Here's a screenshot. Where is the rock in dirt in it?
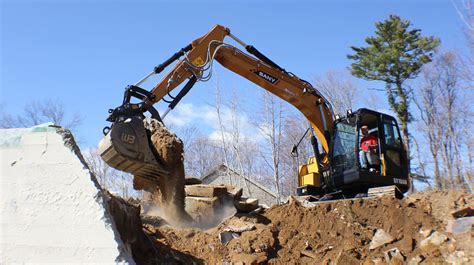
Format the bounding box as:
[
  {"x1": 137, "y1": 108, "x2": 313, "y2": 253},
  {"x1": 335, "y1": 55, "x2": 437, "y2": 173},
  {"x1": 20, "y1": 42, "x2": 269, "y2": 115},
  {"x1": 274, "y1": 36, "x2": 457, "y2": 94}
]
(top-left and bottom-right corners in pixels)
[
  {"x1": 419, "y1": 231, "x2": 447, "y2": 248},
  {"x1": 383, "y1": 248, "x2": 405, "y2": 264},
  {"x1": 407, "y1": 255, "x2": 424, "y2": 265},
  {"x1": 230, "y1": 253, "x2": 268, "y2": 264},
  {"x1": 446, "y1": 251, "x2": 469, "y2": 264},
  {"x1": 224, "y1": 221, "x2": 256, "y2": 233},
  {"x1": 371, "y1": 257, "x2": 384, "y2": 265},
  {"x1": 419, "y1": 227, "x2": 433, "y2": 237},
  {"x1": 219, "y1": 231, "x2": 239, "y2": 245},
  {"x1": 406, "y1": 190, "x2": 474, "y2": 224},
  {"x1": 334, "y1": 250, "x2": 359, "y2": 265},
  {"x1": 219, "y1": 220, "x2": 256, "y2": 245},
  {"x1": 369, "y1": 229, "x2": 395, "y2": 250},
  {"x1": 300, "y1": 250, "x2": 318, "y2": 259},
  {"x1": 141, "y1": 214, "x2": 168, "y2": 227},
  {"x1": 143, "y1": 190, "x2": 473, "y2": 264}
]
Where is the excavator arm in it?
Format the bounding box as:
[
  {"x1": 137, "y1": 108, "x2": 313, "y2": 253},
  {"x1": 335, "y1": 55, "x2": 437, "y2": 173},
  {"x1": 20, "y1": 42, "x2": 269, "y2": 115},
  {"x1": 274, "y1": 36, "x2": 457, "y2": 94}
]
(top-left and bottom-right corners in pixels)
[
  {"x1": 149, "y1": 25, "x2": 333, "y2": 155},
  {"x1": 99, "y1": 24, "x2": 334, "y2": 192},
  {"x1": 99, "y1": 25, "x2": 413, "y2": 205}
]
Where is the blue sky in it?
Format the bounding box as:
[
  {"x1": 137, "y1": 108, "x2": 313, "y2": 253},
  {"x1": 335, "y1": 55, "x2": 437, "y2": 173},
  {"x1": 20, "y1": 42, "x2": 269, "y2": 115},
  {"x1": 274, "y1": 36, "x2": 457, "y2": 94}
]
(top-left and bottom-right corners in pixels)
[{"x1": 1, "y1": 0, "x2": 469, "y2": 148}]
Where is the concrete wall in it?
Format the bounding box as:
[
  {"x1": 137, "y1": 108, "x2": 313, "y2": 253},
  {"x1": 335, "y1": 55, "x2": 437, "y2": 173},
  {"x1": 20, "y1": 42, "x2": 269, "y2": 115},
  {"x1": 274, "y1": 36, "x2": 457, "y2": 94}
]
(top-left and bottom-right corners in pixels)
[{"x1": 0, "y1": 125, "x2": 132, "y2": 263}]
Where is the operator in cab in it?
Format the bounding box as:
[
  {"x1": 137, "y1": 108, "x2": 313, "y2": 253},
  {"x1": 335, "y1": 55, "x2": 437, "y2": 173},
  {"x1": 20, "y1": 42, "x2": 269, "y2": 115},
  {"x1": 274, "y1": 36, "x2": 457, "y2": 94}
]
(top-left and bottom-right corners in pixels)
[{"x1": 359, "y1": 125, "x2": 378, "y2": 172}]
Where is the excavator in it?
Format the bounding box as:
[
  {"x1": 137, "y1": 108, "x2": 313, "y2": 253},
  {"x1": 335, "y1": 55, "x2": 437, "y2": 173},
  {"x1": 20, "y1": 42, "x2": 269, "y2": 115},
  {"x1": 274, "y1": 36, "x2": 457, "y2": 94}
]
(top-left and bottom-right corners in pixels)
[{"x1": 98, "y1": 25, "x2": 409, "y2": 205}]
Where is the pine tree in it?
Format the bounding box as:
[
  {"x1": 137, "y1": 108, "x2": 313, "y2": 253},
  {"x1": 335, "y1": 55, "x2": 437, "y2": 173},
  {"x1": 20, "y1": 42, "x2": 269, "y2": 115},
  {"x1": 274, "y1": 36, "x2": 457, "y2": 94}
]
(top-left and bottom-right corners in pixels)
[{"x1": 348, "y1": 15, "x2": 440, "y2": 177}]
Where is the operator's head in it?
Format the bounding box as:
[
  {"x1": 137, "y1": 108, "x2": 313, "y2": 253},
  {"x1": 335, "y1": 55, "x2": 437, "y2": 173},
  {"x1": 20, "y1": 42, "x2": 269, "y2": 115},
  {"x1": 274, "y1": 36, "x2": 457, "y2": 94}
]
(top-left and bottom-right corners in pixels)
[{"x1": 361, "y1": 125, "x2": 369, "y2": 135}]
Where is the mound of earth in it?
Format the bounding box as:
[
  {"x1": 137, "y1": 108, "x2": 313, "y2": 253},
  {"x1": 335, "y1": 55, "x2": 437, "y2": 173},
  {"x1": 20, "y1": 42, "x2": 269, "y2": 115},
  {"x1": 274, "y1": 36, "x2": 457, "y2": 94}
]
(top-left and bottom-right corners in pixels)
[{"x1": 142, "y1": 190, "x2": 473, "y2": 264}]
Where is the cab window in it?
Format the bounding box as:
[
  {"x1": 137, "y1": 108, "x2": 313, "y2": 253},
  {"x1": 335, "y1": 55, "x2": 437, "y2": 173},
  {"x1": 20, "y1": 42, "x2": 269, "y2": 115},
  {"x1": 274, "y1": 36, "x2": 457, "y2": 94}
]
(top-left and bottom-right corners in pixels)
[
  {"x1": 383, "y1": 119, "x2": 401, "y2": 148},
  {"x1": 331, "y1": 118, "x2": 357, "y2": 175}
]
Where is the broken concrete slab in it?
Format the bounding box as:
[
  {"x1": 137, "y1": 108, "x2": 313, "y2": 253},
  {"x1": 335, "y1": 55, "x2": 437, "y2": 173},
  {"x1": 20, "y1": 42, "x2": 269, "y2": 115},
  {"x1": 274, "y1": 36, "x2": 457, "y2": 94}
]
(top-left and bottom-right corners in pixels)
[
  {"x1": 369, "y1": 231, "x2": 393, "y2": 251},
  {"x1": 234, "y1": 197, "x2": 259, "y2": 213},
  {"x1": 223, "y1": 218, "x2": 256, "y2": 233},
  {"x1": 0, "y1": 125, "x2": 133, "y2": 263},
  {"x1": 185, "y1": 184, "x2": 227, "y2": 198},
  {"x1": 185, "y1": 196, "x2": 220, "y2": 220},
  {"x1": 224, "y1": 222, "x2": 256, "y2": 233},
  {"x1": 225, "y1": 185, "x2": 243, "y2": 200},
  {"x1": 369, "y1": 229, "x2": 395, "y2": 250},
  {"x1": 446, "y1": 217, "x2": 474, "y2": 235}
]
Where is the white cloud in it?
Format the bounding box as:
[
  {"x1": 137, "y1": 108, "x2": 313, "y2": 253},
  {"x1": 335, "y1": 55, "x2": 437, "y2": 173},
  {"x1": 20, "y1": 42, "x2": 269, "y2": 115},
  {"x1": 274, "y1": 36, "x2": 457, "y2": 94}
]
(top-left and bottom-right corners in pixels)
[
  {"x1": 161, "y1": 103, "x2": 214, "y2": 127},
  {"x1": 161, "y1": 102, "x2": 265, "y2": 144}
]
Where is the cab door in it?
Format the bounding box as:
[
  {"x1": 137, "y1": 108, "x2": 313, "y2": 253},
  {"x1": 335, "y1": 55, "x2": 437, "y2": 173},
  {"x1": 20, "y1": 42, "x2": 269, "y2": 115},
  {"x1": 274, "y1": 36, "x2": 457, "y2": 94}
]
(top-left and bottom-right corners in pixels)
[{"x1": 380, "y1": 116, "x2": 408, "y2": 182}]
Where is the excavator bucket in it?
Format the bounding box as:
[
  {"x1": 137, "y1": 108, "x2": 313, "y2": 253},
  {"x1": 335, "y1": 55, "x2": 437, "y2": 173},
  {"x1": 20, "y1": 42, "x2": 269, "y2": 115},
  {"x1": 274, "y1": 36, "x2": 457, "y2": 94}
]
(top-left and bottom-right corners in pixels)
[
  {"x1": 99, "y1": 116, "x2": 191, "y2": 225},
  {"x1": 98, "y1": 116, "x2": 169, "y2": 183}
]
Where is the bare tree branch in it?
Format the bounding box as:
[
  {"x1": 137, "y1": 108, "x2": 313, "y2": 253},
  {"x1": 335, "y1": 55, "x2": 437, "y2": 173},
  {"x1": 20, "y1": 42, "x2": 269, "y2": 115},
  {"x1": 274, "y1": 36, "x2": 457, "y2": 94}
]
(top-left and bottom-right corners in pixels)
[
  {"x1": 312, "y1": 70, "x2": 359, "y2": 115},
  {"x1": 1, "y1": 99, "x2": 83, "y2": 130}
]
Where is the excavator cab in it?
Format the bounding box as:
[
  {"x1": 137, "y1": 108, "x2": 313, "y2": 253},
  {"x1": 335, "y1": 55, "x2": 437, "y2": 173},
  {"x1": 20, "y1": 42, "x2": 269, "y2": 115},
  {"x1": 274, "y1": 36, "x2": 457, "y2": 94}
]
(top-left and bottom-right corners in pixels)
[{"x1": 298, "y1": 108, "x2": 409, "y2": 197}]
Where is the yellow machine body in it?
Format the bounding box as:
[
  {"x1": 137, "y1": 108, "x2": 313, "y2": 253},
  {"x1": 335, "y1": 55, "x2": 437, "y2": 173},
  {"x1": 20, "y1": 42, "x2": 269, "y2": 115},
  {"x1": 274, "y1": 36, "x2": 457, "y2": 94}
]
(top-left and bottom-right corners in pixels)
[{"x1": 298, "y1": 157, "x2": 322, "y2": 187}]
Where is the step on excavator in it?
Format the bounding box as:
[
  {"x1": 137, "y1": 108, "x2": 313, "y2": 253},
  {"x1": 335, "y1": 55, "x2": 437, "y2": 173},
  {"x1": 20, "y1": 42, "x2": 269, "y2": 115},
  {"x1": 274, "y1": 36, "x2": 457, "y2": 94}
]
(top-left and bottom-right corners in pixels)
[{"x1": 98, "y1": 25, "x2": 410, "y2": 210}]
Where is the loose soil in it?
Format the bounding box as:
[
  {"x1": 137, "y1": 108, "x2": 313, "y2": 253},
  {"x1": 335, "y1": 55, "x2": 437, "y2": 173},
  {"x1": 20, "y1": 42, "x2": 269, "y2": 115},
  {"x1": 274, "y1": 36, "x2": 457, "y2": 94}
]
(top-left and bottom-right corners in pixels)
[
  {"x1": 141, "y1": 190, "x2": 473, "y2": 264},
  {"x1": 120, "y1": 120, "x2": 473, "y2": 264},
  {"x1": 142, "y1": 118, "x2": 192, "y2": 227}
]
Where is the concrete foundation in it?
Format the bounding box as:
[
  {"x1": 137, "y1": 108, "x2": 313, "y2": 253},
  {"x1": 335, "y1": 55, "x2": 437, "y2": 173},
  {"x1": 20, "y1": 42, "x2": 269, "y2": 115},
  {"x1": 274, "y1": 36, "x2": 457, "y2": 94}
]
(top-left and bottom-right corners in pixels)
[{"x1": 0, "y1": 124, "x2": 133, "y2": 264}]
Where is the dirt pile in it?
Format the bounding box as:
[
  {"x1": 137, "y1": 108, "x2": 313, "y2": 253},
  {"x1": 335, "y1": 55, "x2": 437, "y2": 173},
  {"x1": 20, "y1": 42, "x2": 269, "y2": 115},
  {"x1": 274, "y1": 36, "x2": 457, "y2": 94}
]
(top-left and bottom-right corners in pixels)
[
  {"x1": 405, "y1": 190, "x2": 473, "y2": 225},
  {"x1": 144, "y1": 190, "x2": 473, "y2": 264},
  {"x1": 105, "y1": 192, "x2": 202, "y2": 264}
]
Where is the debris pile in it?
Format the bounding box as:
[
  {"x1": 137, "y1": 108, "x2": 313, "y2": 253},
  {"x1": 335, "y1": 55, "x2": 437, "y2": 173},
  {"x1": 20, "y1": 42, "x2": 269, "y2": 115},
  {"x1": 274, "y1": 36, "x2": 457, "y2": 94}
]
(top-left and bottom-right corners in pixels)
[
  {"x1": 142, "y1": 182, "x2": 261, "y2": 230},
  {"x1": 144, "y1": 190, "x2": 473, "y2": 264}
]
